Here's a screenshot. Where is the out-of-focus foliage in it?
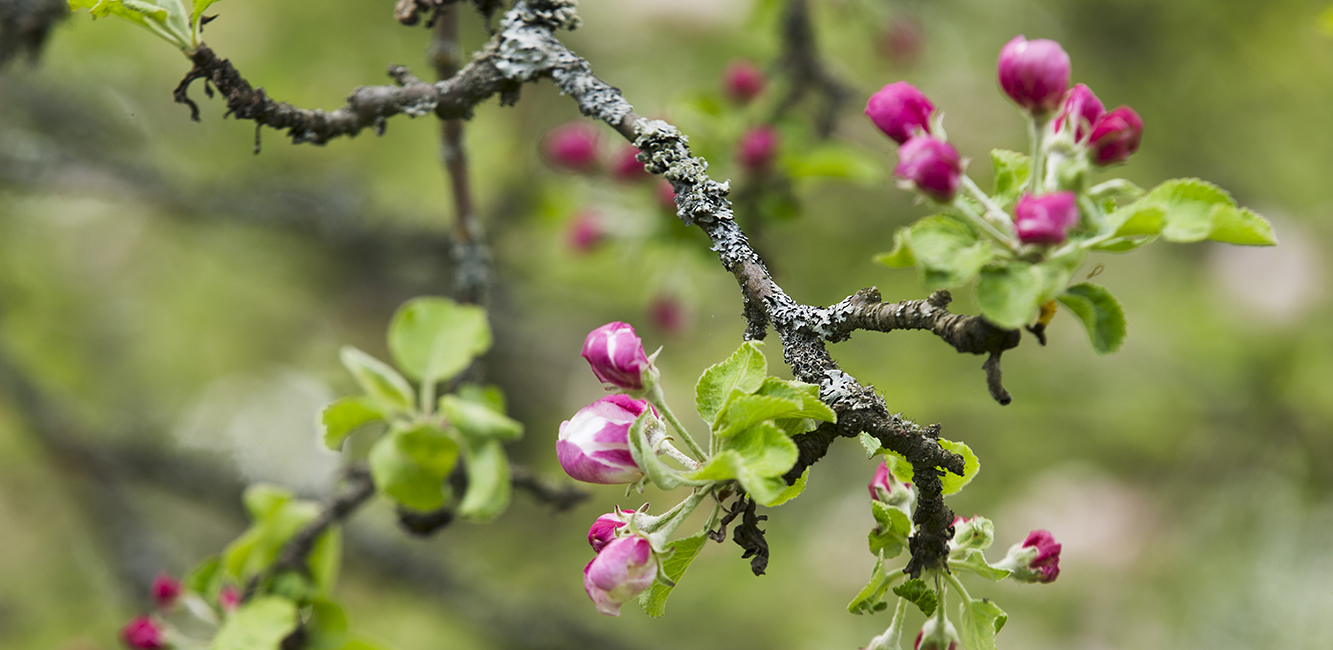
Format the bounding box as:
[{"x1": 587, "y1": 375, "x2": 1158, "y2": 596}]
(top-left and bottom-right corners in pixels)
[{"x1": 0, "y1": 0, "x2": 1331, "y2": 649}]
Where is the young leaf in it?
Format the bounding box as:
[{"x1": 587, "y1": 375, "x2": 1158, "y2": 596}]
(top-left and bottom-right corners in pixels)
[
  {"x1": 456, "y1": 438, "x2": 511, "y2": 522},
  {"x1": 755, "y1": 377, "x2": 836, "y2": 423},
  {"x1": 210, "y1": 596, "x2": 298, "y2": 650},
  {"x1": 627, "y1": 411, "x2": 705, "y2": 491},
  {"x1": 438, "y1": 394, "x2": 523, "y2": 442},
  {"x1": 1106, "y1": 178, "x2": 1275, "y2": 246},
  {"x1": 958, "y1": 598, "x2": 1008, "y2": 650},
  {"x1": 306, "y1": 527, "x2": 342, "y2": 595},
  {"x1": 320, "y1": 396, "x2": 385, "y2": 451},
  {"x1": 712, "y1": 393, "x2": 802, "y2": 438},
  {"x1": 368, "y1": 426, "x2": 457, "y2": 512},
  {"x1": 72, "y1": 0, "x2": 193, "y2": 51},
  {"x1": 848, "y1": 560, "x2": 896, "y2": 615},
  {"x1": 893, "y1": 579, "x2": 939, "y2": 617},
  {"x1": 339, "y1": 346, "x2": 416, "y2": 413},
  {"x1": 388, "y1": 297, "x2": 492, "y2": 387},
  {"x1": 1057, "y1": 282, "x2": 1127, "y2": 355},
  {"x1": 695, "y1": 341, "x2": 768, "y2": 425},
  {"x1": 938, "y1": 439, "x2": 979, "y2": 496},
  {"x1": 222, "y1": 489, "x2": 319, "y2": 585},
  {"x1": 766, "y1": 467, "x2": 810, "y2": 507},
  {"x1": 182, "y1": 555, "x2": 222, "y2": 595},
  {"x1": 305, "y1": 599, "x2": 350, "y2": 650},
  {"x1": 455, "y1": 382, "x2": 507, "y2": 413},
  {"x1": 639, "y1": 530, "x2": 709, "y2": 617},
  {"x1": 977, "y1": 263, "x2": 1044, "y2": 330},
  {"x1": 868, "y1": 501, "x2": 912, "y2": 559},
  {"x1": 874, "y1": 228, "x2": 915, "y2": 269},
  {"x1": 950, "y1": 554, "x2": 1011, "y2": 582},
  {"x1": 990, "y1": 149, "x2": 1032, "y2": 209},
  {"x1": 1208, "y1": 205, "x2": 1277, "y2": 246},
  {"x1": 907, "y1": 216, "x2": 994, "y2": 290}
]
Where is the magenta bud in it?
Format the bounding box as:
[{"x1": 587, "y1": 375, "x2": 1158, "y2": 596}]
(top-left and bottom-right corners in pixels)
[
  {"x1": 723, "y1": 59, "x2": 766, "y2": 104},
  {"x1": 865, "y1": 81, "x2": 935, "y2": 145},
  {"x1": 997, "y1": 529, "x2": 1062, "y2": 583},
  {"x1": 878, "y1": 17, "x2": 925, "y2": 67},
  {"x1": 737, "y1": 125, "x2": 780, "y2": 172},
  {"x1": 1014, "y1": 191, "x2": 1080, "y2": 244},
  {"x1": 1087, "y1": 106, "x2": 1143, "y2": 166},
  {"x1": 542, "y1": 122, "x2": 600, "y2": 173},
  {"x1": 655, "y1": 180, "x2": 677, "y2": 212},
  {"x1": 583, "y1": 535, "x2": 658, "y2": 616},
  {"x1": 218, "y1": 585, "x2": 240, "y2": 612},
  {"x1": 581, "y1": 321, "x2": 651, "y2": 390},
  {"x1": 612, "y1": 146, "x2": 649, "y2": 182},
  {"x1": 868, "y1": 459, "x2": 914, "y2": 512},
  {"x1": 1055, "y1": 84, "x2": 1105, "y2": 142},
  {"x1": 566, "y1": 210, "x2": 606, "y2": 255},
  {"x1": 997, "y1": 35, "x2": 1071, "y2": 114},
  {"x1": 648, "y1": 295, "x2": 688, "y2": 336},
  {"x1": 588, "y1": 509, "x2": 634, "y2": 553},
  {"x1": 894, "y1": 135, "x2": 962, "y2": 203},
  {"x1": 557, "y1": 394, "x2": 650, "y2": 484},
  {"x1": 150, "y1": 573, "x2": 181, "y2": 610},
  {"x1": 121, "y1": 616, "x2": 167, "y2": 650},
  {"x1": 914, "y1": 617, "x2": 960, "y2": 650}
]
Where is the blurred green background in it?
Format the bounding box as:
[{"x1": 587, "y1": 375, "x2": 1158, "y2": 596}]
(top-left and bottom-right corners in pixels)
[{"x1": 1, "y1": 0, "x2": 1331, "y2": 648}]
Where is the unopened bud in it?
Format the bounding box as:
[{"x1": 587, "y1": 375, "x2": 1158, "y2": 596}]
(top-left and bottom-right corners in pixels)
[
  {"x1": 588, "y1": 509, "x2": 635, "y2": 553},
  {"x1": 120, "y1": 616, "x2": 167, "y2": 650},
  {"x1": 723, "y1": 60, "x2": 766, "y2": 104},
  {"x1": 557, "y1": 395, "x2": 651, "y2": 484},
  {"x1": 543, "y1": 122, "x2": 600, "y2": 173},
  {"x1": 1087, "y1": 106, "x2": 1143, "y2": 166},
  {"x1": 584, "y1": 535, "x2": 658, "y2": 616},
  {"x1": 894, "y1": 136, "x2": 962, "y2": 203},
  {"x1": 914, "y1": 617, "x2": 959, "y2": 650},
  {"x1": 1055, "y1": 84, "x2": 1105, "y2": 142},
  {"x1": 150, "y1": 573, "x2": 181, "y2": 610},
  {"x1": 996, "y1": 529, "x2": 1062, "y2": 583},
  {"x1": 998, "y1": 35, "x2": 1071, "y2": 114},
  {"x1": 581, "y1": 322, "x2": 652, "y2": 390},
  {"x1": 865, "y1": 81, "x2": 935, "y2": 145},
  {"x1": 612, "y1": 146, "x2": 649, "y2": 181},
  {"x1": 737, "y1": 125, "x2": 780, "y2": 172},
  {"x1": 566, "y1": 210, "x2": 606, "y2": 255},
  {"x1": 1014, "y1": 191, "x2": 1080, "y2": 244}
]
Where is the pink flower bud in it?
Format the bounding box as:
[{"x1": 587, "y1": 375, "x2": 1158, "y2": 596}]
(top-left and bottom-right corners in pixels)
[
  {"x1": 583, "y1": 535, "x2": 658, "y2": 616},
  {"x1": 655, "y1": 180, "x2": 677, "y2": 212},
  {"x1": 566, "y1": 210, "x2": 606, "y2": 255},
  {"x1": 878, "y1": 17, "x2": 924, "y2": 68},
  {"x1": 612, "y1": 146, "x2": 649, "y2": 182},
  {"x1": 557, "y1": 394, "x2": 650, "y2": 484},
  {"x1": 581, "y1": 321, "x2": 651, "y2": 390},
  {"x1": 1014, "y1": 191, "x2": 1080, "y2": 244},
  {"x1": 997, "y1": 529, "x2": 1062, "y2": 583},
  {"x1": 120, "y1": 616, "x2": 166, "y2": 650},
  {"x1": 542, "y1": 122, "x2": 600, "y2": 173},
  {"x1": 588, "y1": 509, "x2": 634, "y2": 553},
  {"x1": 949, "y1": 515, "x2": 995, "y2": 554},
  {"x1": 150, "y1": 573, "x2": 181, "y2": 610},
  {"x1": 737, "y1": 125, "x2": 780, "y2": 172},
  {"x1": 723, "y1": 59, "x2": 766, "y2": 104},
  {"x1": 1055, "y1": 84, "x2": 1105, "y2": 142},
  {"x1": 894, "y1": 136, "x2": 962, "y2": 203},
  {"x1": 1087, "y1": 106, "x2": 1143, "y2": 166},
  {"x1": 865, "y1": 81, "x2": 935, "y2": 145},
  {"x1": 914, "y1": 617, "x2": 959, "y2": 650},
  {"x1": 648, "y1": 295, "x2": 688, "y2": 335},
  {"x1": 868, "y1": 459, "x2": 914, "y2": 511},
  {"x1": 218, "y1": 585, "x2": 240, "y2": 612},
  {"x1": 997, "y1": 35, "x2": 1071, "y2": 114}
]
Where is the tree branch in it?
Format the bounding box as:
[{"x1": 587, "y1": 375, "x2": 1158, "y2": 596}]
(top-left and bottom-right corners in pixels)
[{"x1": 771, "y1": 0, "x2": 854, "y2": 137}]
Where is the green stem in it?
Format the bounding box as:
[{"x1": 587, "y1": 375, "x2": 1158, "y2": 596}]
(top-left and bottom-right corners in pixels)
[
  {"x1": 420, "y1": 380, "x2": 436, "y2": 415},
  {"x1": 1029, "y1": 115, "x2": 1051, "y2": 194},
  {"x1": 640, "y1": 489, "x2": 708, "y2": 538},
  {"x1": 952, "y1": 198, "x2": 1021, "y2": 254},
  {"x1": 960, "y1": 175, "x2": 1018, "y2": 236},
  {"x1": 943, "y1": 570, "x2": 974, "y2": 605},
  {"x1": 646, "y1": 383, "x2": 707, "y2": 461}
]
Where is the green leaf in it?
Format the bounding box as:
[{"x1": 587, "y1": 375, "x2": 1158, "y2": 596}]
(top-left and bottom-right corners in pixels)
[
  {"x1": 183, "y1": 555, "x2": 222, "y2": 595},
  {"x1": 305, "y1": 599, "x2": 349, "y2": 650},
  {"x1": 1208, "y1": 205, "x2": 1277, "y2": 246},
  {"x1": 223, "y1": 485, "x2": 319, "y2": 583},
  {"x1": 455, "y1": 382, "x2": 506, "y2": 413},
  {"x1": 990, "y1": 149, "x2": 1032, "y2": 209},
  {"x1": 848, "y1": 560, "x2": 896, "y2": 615},
  {"x1": 905, "y1": 216, "x2": 994, "y2": 290},
  {"x1": 874, "y1": 228, "x2": 915, "y2": 268},
  {"x1": 766, "y1": 467, "x2": 810, "y2": 507},
  {"x1": 1106, "y1": 178, "x2": 1275, "y2": 246},
  {"x1": 950, "y1": 554, "x2": 1011, "y2": 582},
  {"x1": 686, "y1": 421, "x2": 799, "y2": 506},
  {"x1": 191, "y1": 0, "x2": 222, "y2": 32},
  {"x1": 339, "y1": 346, "x2": 416, "y2": 414},
  {"x1": 388, "y1": 297, "x2": 492, "y2": 386},
  {"x1": 868, "y1": 501, "x2": 911, "y2": 559},
  {"x1": 958, "y1": 598, "x2": 1008, "y2": 650},
  {"x1": 438, "y1": 394, "x2": 522, "y2": 442},
  {"x1": 938, "y1": 439, "x2": 979, "y2": 496},
  {"x1": 320, "y1": 396, "x2": 385, "y2": 451},
  {"x1": 396, "y1": 423, "x2": 460, "y2": 476},
  {"x1": 368, "y1": 425, "x2": 459, "y2": 512},
  {"x1": 712, "y1": 394, "x2": 802, "y2": 438},
  {"x1": 1089, "y1": 236, "x2": 1156, "y2": 253},
  {"x1": 893, "y1": 579, "x2": 939, "y2": 617},
  {"x1": 786, "y1": 143, "x2": 884, "y2": 183},
  {"x1": 638, "y1": 530, "x2": 709, "y2": 617},
  {"x1": 977, "y1": 263, "x2": 1044, "y2": 330},
  {"x1": 73, "y1": 0, "x2": 193, "y2": 50},
  {"x1": 1057, "y1": 282, "x2": 1127, "y2": 355},
  {"x1": 210, "y1": 596, "x2": 298, "y2": 650},
  {"x1": 754, "y1": 377, "x2": 836, "y2": 423},
  {"x1": 307, "y1": 527, "x2": 342, "y2": 595},
  {"x1": 695, "y1": 341, "x2": 768, "y2": 425},
  {"x1": 456, "y1": 438, "x2": 511, "y2": 521}
]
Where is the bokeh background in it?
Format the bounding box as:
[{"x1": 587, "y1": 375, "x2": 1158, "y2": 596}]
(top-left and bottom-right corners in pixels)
[{"x1": 1, "y1": 0, "x2": 1331, "y2": 648}]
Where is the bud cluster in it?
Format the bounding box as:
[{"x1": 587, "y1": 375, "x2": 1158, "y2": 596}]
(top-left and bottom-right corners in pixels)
[{"x1": 118, "y1": 572, "x2": 247, "y2": 649}]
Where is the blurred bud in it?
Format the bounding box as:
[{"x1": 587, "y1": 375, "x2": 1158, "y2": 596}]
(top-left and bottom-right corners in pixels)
[
  {"x1": 120, "y1": 616, "x2": 167, "y2": 650},
  {"x1": 557, "y1": 394, "x2": 650, "y2": 484},
  {"x1": 648, "y1": 294, "x2": 689, "y2": 336},
  {"x1": 543, "y1": 122, "x2": 600, "y2": 173},
  {"x1": 1055, "y1": 84, "x2": 1105, "y2": 142},
  {"x1": 1087, "y1": 106, "x2": 1143, "y2": 166},
  {"x1": 584, "y1": 535, "x2": 659, "y2": 616},
  {"x1": 218, "y1": 585, "x2": 240, "y2": 612},
  {"x1": 737, "y1": 125, "x2": 780, "y2": 173},
  {"x1": 879, "y1": 17, "x2": 924, "y2": 68},
  {"x1": 150, "y1": 573, "x2": 181, "y2": 610},
  {"x1": 566, "y1": 210, "x2": 606, "y2": 255},
  {"x1": 865, "y1": 81, "x2": 935, "y2": 145},
  {"x1": 997, "y1": 35, "x2": 1071, "y2": 114},
  {"x1": 588, "y1": 509, "x2": 635, "y2": 553},
  {"x1": 612, "y1": 146, "x2": 649, "y2": 182},
  {"x1": 996, "y1": 529, "x2": 1062, "y2": 583},
  {"x1": 894, "y1": 136, "x2": 962, "y2": 203},
  {"x1": 949, "y1": 515, "x2": 995, "y2": 555},
  {"x1": 723, "y1": 59, "x2": 766, "y2": 104},
  {"x1": 581, "y1": 321, "x2": 652, "y2": 390},
  {"x1": 1014, "y1": 191, "x2": 1079, "y2": 244},
  {"x1": 656, "y1": 180, "x2": 678, "y2": 212},
  {"x1": 914, "y1": 617, "x2": 959, "y2": 650},
  {"x1": 868, "y1": 459, "x2": 915, "y2": 513}
]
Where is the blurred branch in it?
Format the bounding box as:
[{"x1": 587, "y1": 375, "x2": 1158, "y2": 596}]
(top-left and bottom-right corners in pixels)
[
  {"x1": 0, "y1": 0, "x2": 67, "y2": 68},
  {"x1": 771, "y1": 0, "x2": 854, "y2": 138}
]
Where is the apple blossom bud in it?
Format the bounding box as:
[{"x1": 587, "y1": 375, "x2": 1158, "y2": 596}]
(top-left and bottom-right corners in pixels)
[
  {"x1": 649, "y1": 294, "x2": 688, "y2": 335},
  {"x1": 1014, "y1": 191, "x2": 1079, "y2": 245},
  {"x1": 218, "y1": 585, "x2": 240, "y2": 612},
  {"x1": 894, "y1": 136, "x2": 962, "y2": 202},
  {"x1": 996, "y1": 529, "x2": 1062, "y2": 583},
  {"x1": 865, "y1": 81, "x2": 935, "y2": 145},
  {"x1": 542, "y1": 122, "x2": 600, "y2": 173},
  {"x1": 150, "y1": 573, "x2": 181, "y2": 610},
  {"x1": 120, "y1": 616, "x2": 167, "y2": 650},
  {"x1": 557, "y1": 394, "x2": 650, "y2": 484},
  {"x1": 584, "y1": 535, "x2": 658, "y2": 616},
  {"x1": 949, "y1": 515, "x2": 995, "y2": 555},
  {"x1": 737, "y1": 125, "x2": 780, "y2": 172},
  {"x1": 566, "y1": 210, "x2": 606, "y2": 255},
  {"x1": 1055, "y1": 84, "x2": 1105, "y2": 142},
  {"x1": 879, "y1": 17, "x2": 924, "y2": 68},
  {"x1": 656, "y1": 180, "x2": 677, "y2": 212},
  {"x1": 997, "y1": 35, "x2": 1071, "y2": 114},
  {"x1": 612, "y1": 146, "x2": 648, "y2": 181},
  {"x1": 581, "y1": 321, "x2": 651, "y2": 390},
  {"x1": 588, "y1": 509, "x2": 634, "y2": 553},
  {"x1": 914, "y1": 617, "x2": 959, "y2": 650},
  {"x1": 723, "y1": 59, "x2": 766, "y2": 104},
  {"x1": 868, "y1": 459, "x2": 914, "y2": 513},
  {"x1": 1087, "y1": 106, "x2": 1143, "y2": 166}
]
